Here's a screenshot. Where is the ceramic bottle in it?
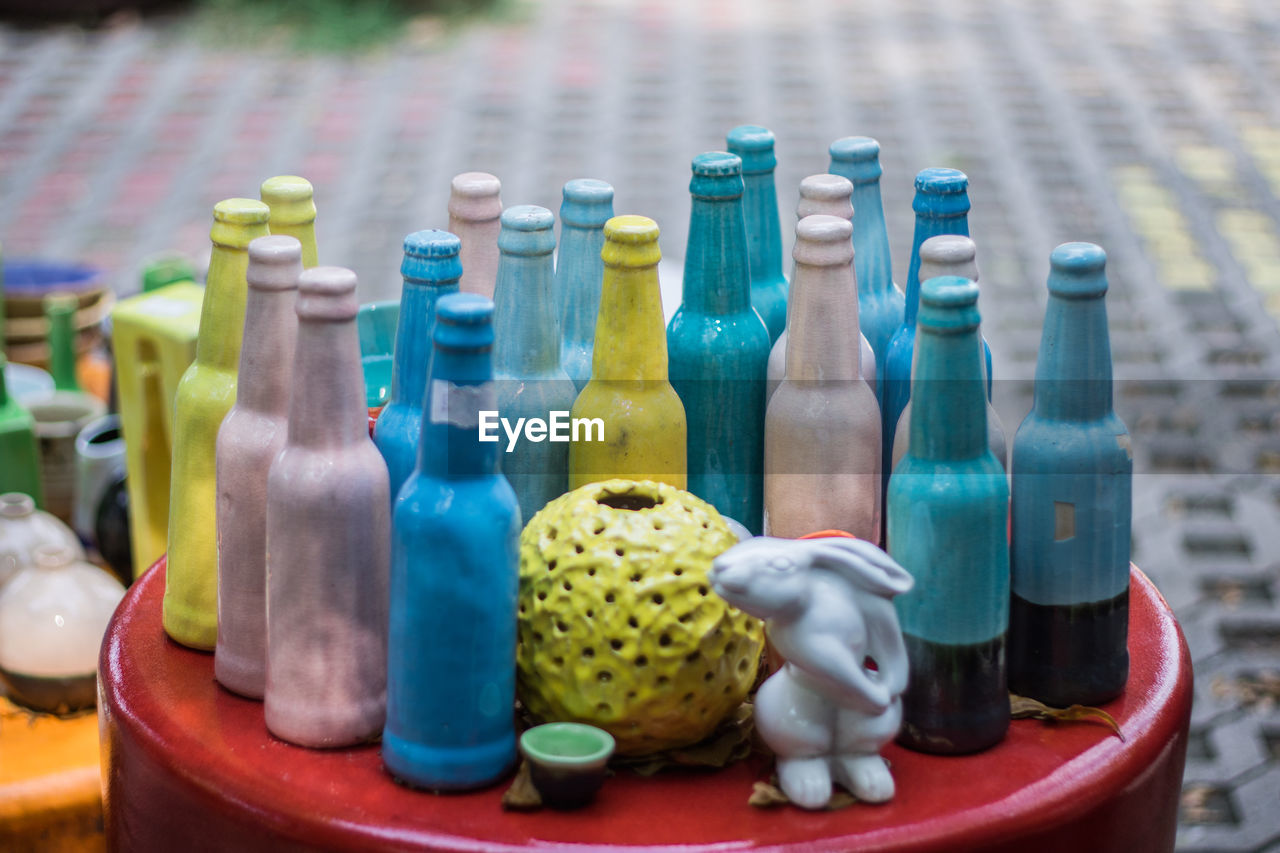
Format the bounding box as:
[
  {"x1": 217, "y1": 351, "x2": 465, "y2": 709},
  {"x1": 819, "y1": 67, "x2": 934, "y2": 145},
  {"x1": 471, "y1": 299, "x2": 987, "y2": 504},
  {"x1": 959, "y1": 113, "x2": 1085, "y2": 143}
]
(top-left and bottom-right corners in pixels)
[
  {"x1": 0, "y1": 491, "x2": 83, "y2": 589},
  {"x1": 373, "y1": 230, "x2": 462, "y2": 504},
  {"x1": 264, "y1": 266, "x2": 389, "y2": 748},
  {"x1": 828, "y1": 136, "x2": 904, "y2": 408},
  {"x1": 767, "y1": 174, "x2": 876, "y2": 402},
  {"x1": 888, "y1": 276, "x2": 1009, "y2": 755},
  {"x1": 1009, "y1": 243, "x2": 1132, "y2": 707},
  {"x1": 45, "y1": 295, "x2": 80, "y2": 391},
  {"x1": 0, "y1": 359, "x2": 42, "y2": 505},
  {"x1": 569, "y1": 216, "x2": 686, "y2": 490},
  {"x1": 667, "y1": 152, "x2": 770, "y2": 533},
  {"x1": 448, "y1": 172, "x2": 502, "y2": 300},
  {"x1": 383, "y1": 292, "x2": 522, "y2": 790},
  {"x1": 765, "y1": 215, "x2": 881, "y2": 540},
  {"x1": 214, "y1": 235, "x2": 302, "y2": 700},
  {"x1": 492, "y1": 206, "x2": 576, "y2": 520},
  {"x1": 164, "y1": 199, "x2": 269, "y2": 650},
  {"x1": 556, "y1": 179, "x2": 615, "y2": 391},
  {"x1": 261, "y1": 175, "x2": 319, "y2": 268},
  {"x1": 891, "y1": 235, "x2": 1007, "y2": 471},
  {"x1": 727, "y1": 125, "x2": 788, "y2": 344}
]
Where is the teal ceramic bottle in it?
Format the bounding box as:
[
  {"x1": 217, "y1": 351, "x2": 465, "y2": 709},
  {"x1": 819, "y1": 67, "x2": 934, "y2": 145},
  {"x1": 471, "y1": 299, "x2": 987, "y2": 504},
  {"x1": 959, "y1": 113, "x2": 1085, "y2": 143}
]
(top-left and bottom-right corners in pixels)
[
  {"x1": 492, "y1": 205, "x2": 576, "y2": 520},
  {"x1": 1009, "y1": 243, "x2": 1132, "y2": 707},
  {"x1": 828, "y1": 136, "x2": 903, "y2": 409},
  {"x1": 0, "y1": 355, "x2": 42, "y2": 505},
  {"x1": 667, "y1": 152, "x2": 770, "y2": 534},
  {"x1": 727, "y1": 126, "x2": 788, "y2": 344},
  {"x1": 374, "y1": 231, "x2": 462, "y2": 504},
  {"x1": 556, "y1": 179, "x2": 615, "y2": 391},
  {"x1": 889, "y1": 276, "x2": 1009, "y2": 755},
  {"x1": 383, "y1": 292, "x2": 521, "y2": 791}
]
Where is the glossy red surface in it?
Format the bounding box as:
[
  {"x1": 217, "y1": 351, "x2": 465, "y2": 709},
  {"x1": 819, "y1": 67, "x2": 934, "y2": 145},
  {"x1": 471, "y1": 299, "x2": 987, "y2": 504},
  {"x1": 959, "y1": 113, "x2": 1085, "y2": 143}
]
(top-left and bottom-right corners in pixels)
[{"x1": 100, "y1": 559, "x2": 1191, "y2": 853}]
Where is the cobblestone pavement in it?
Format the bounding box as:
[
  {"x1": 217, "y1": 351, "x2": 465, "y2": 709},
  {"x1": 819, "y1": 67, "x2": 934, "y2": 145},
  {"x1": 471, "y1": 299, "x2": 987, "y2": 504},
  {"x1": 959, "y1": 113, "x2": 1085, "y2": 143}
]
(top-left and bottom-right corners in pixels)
[{"x1": 2, "y1": 0, "x2": 1279, "y2": 848}]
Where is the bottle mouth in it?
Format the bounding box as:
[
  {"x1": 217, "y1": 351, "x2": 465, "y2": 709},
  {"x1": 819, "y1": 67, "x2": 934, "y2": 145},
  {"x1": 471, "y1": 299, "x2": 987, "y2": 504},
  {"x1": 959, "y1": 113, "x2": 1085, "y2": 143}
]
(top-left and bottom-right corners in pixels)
[
  {"x1": 0, "y1": 493, "x2": 35, "y2": 519},
  {"x1": 32, "y1": 543, "x2": 75, "y2": 569}
]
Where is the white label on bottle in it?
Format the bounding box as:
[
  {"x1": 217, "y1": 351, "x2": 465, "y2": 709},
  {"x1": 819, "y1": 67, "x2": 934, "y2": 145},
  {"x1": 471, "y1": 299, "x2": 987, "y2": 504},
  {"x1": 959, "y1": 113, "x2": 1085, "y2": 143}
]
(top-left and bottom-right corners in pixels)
[{"x1": 430, "y1": 379, "x2": 494, "y2": 429}]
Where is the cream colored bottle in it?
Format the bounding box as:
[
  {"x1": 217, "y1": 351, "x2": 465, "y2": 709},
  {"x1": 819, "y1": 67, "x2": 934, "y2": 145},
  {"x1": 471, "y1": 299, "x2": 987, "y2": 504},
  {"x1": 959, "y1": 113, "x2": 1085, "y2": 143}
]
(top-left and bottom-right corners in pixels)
[{"x1": 448, "y1": 172, "x2": 502, "y2": 299}]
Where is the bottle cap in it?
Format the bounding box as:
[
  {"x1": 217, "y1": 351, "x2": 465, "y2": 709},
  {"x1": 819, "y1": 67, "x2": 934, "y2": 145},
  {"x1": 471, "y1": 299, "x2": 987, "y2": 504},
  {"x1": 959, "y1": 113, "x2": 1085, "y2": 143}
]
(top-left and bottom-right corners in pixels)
[
  {"x1": 296, "y1": 266, "x2": 359, "y2": 321},
  {"x1": 1047, "y1": 242, "x2": 1108, "y2": 299},
  {"x1": 601, "y1": 215, "x2": 661, "y2": 269},
  {"x1": 210, "y1": 199, "x2": 271, "y2": 249},
  {"x1": 497, "y1": 205, "x2": 556, "y2": 256},
  {"x1": 246, "y1": 236, "x2": 303, "y2": 292},
  {"x1": 920, "y1": 234, "x2": 978, "y2": 285},
  {"x1": 0, "y1": 493, "x2": 34, "y2": 519},
  {"x1": 726, "y1": 125, "x2": 777, "y2": 174},
  {"x1": 560, "y1": 179, "x2": 615, "y2": 228},
  {"x1": 402, "y1": 230, "x2": 462, "y2": 286},
  {"x1": 433, "y1": 292, "x2": 495, "y2": 351},
  {"x1": 828, "y1": 137, "x2": 882, "y2": 182},
  {"x1": 448, "y1": 172, "x2": 503, "y2": 222},
  {"x1": 793, "y1": 214, "x2": 854, "y2": 267},
  {"x1": 260, "y1": 176, "x2": 316, "y2": 227},
  {"x1": 797, "y1": 173, "x2": 854, "y2": 221},
  {"x1": 918, "y1": 275, "x2": 981, "y2": 334},
  {"x1": 912, "y1": 168, "x2": 970, "y2": 219},
  {"x1": 689, "y1": 152, "x2": 744, "y2": 200}
]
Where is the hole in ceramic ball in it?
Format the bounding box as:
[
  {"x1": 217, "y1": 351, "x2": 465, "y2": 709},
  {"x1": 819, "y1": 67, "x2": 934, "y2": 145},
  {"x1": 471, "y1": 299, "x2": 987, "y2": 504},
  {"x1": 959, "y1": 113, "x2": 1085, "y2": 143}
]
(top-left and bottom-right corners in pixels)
[
  {"x1": 682, "y1": 692, "x2": 694, "y2": 702},
  {"x1": 537, "y1": 591, "x2": 547, "y2": 601},
  {"x1": 615, "y1": 547, "x2": 625, "y2": 558},
  {"x1": 701, "y1": 522, "x2": 709, "y2": 529},
  {"x1": 673, "y1": 567, "x2": 683, "y2": 575},
  {"x1": 597, "y1": 492, "x2": 661, "y2": 511},
  {"x1": 723, "y1": 684, "x2": 733, "y2": 694},
  {"x1": 698, "y1": 586, "x2": 709, "y2": 597},
  {"x1": 652, "y1": 520, "x2": 664, "y2": 530},
  {"x1": 630, "y1": 572, "x2": 642, "y2": 582},
  {"x1": 556, "y1": 620, "x2": 568, "y2": 633},
  {"x1": 628, "y1": 616, "x2": 638, "y2": 628},
  {"x1": 703, "y1": 671, "x2": 714, "y2": 682},
  {"x1": 678, "y1": 613, "x2": 691, "y2": 623},
  {"x1": 594, "y1": 525, "x2": 605, "y2": 535},
  {"x1": 562, "y1": 580, "x2": 572, "y2": 591},
  {"x1": 610, "y1": 639, "x2": 623, "y2": 651},
  {"x1": 585, "y1": 609, "x2": 594, "y2": 618},
  {"x1": 685, "y1": 652, "x2": 700, "y2": 663},
  {"x1": 575, "y1": 544, "x2": 585, "y2": 554},
  {"x1": 627, "y1": 690, "x2": 637, "y2": 699},
  {"x1": 553, "y1": 656, "x2": 564, "y2": 666},
  {"x1": 547, "y1": 560, "x2": 557, "y2": 571},
  {"x1": 534, "y1": 632, "x2": 544, "y2": 642},
  {"x1": 548, "y1": 528, "x2": 557, "y2": 540},
  {"x1": 652, "y1": 593, "x2": 664, "y2": 605},
  {"x1": 587, "y1": 567, "x2": 596, "y2": 576},
  {"x1": 657, "y1": 675, "x2": 669, "y2": 686},
  {"x1": 584, "y1": 647, "x2": 595, "y2": 658},
  {"x1": 597, "y1": 702, "x2": 611, "y2": 713},
  {"x1": 605, "y1": 592, "x2": 615, "y2": 603},
  {"x1": 658, "y1": 634, "x2": 671, "y2": 647},
  {"x1": 598, "y1": 671, "x2": 613, "y2": 682},
  {"x1": 738, "y1": 658, "x2": 749, "y2": 672},
  {"x1": 636, "y1": 655, "x2": 648, "y2": 667}
]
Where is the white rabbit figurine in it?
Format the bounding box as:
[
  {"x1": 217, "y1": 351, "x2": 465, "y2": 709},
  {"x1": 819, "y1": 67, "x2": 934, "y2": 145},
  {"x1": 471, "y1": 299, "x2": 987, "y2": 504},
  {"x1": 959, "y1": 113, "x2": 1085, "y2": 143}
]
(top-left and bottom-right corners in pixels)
[{"x1": 710, "y1": 535, "x2": 914, "y2": 809}]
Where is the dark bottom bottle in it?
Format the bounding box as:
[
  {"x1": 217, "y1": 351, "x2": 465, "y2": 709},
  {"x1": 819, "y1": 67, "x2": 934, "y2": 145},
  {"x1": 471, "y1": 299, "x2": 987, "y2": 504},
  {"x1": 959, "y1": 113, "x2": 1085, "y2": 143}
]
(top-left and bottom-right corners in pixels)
[
  {"x1": 1008, "y1": 588, "x2": 1129, "y2": 707},
  {"x1": 898, "y1": 633, "x2": 1008, "y2": 755}
]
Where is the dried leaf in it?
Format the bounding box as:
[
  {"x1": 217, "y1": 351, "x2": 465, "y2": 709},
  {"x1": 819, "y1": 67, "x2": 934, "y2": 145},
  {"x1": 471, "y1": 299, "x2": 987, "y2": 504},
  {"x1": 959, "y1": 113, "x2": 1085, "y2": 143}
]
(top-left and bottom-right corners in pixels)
[
  {"x1": 501, "y1": 760, "x2": 543, "y2": 811},
  {"x1": 1010, "y1": 694, "x2": 1125, "y2": 741},
  {"x1": 747, "y1": 775, "x2": 859, "y2": 810},
  {"x1": 614, "y1": 701, "x2": 756, "y2": 775}
]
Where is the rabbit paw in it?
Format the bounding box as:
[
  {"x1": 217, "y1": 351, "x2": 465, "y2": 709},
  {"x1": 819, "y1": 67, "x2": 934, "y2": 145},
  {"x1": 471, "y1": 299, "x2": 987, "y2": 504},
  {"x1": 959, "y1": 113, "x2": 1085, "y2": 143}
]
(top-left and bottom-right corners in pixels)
[
  {"x1": 833, "y1": 754, "x2": 894, "y2": 803},
  {"x1": 777, "y1": 756, "x2": 833, "y2": 810}
]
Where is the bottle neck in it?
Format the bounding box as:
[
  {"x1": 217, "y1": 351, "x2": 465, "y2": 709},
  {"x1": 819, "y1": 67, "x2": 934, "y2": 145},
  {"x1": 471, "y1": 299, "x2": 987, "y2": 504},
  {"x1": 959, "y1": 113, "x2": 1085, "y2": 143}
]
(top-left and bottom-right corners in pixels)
[
  {"x1": 558, "y1": 223, "x2": 606, "y2": 351},
  {"x1": 741, "y1": 171, "x2": 784, "y2": 285},
  {"x1": 270, "y1": 221, "x2": 318, "y2": 269},
  {"x1": 236, "y1": 287, "x2": 297, "y2": 415},
  {"x1": 785, "y1": 260, "x2": 861, "y2": 381},
  {"x1": 850, "y1": 177, "x2": 894, "y2": 296},
  {"x1": 910, "y1": 326, "x2": 988, "y2": 460},
  {"x1": 1033, "y1": 293, "x2": 1115, "y2": 421},
  {"x1": 417, "y1": 346, "x2": 500, "y2": 479},
  {"x1": 287, "y1": 317, "x2": 367, "y2": 447},
  {"x1": 197, "y1": 243, "x2": 251, "y2": 372},
  {"x1": 48, "y1": 308, "x2": 78, "y2": 391},
  {"x1": 682, "y1": 195, "x2": 752, "y2": 316},
  {"x1": 493, "y1": 251, "x2": 560, "y2": 375},
  {"x1": 390, "y1": 279, "x2": 456, "y2": 409},
  {"x1": 592, "y1": 263, "x2": 668, "y2": 381},
  {"x1": 0, "y1": 356, "x2": 10, "y2": 408},
  {"x1": 904, "y1": 212, "x2": 969, "y2": 327}
]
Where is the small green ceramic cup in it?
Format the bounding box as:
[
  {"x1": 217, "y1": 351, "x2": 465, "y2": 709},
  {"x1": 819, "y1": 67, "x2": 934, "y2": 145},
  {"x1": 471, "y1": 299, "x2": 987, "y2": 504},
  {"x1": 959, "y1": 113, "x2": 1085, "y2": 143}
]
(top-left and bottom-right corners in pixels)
[{"x1": 518, "y1": 723, "x2": 615, "y2": 810}]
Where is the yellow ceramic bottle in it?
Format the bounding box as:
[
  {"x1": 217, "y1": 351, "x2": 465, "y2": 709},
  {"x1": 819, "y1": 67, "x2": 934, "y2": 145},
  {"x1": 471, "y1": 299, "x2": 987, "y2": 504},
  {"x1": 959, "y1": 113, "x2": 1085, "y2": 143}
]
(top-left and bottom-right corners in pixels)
[
  {"x1": 569, "y1": 216, "x2": 686, "y2": 490},
  {"x1": 261, "y1": 176, "x2": 318, "y2": 268},
  {"x1": 163, "y1": 199, "x2": 270, "y2": 650}
]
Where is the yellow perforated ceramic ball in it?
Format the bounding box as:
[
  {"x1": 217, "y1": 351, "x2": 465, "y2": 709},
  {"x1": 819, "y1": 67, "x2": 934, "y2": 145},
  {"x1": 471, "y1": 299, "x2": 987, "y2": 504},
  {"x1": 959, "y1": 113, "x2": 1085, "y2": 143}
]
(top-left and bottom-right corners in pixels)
[{"x1": 516, "y1": 479, "x2": 763, "y2": 756}]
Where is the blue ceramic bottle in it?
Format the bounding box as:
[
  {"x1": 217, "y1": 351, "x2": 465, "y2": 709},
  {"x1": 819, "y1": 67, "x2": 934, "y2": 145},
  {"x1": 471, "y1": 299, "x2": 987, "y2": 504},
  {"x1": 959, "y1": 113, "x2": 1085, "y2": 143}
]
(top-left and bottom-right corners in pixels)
[
  {"x1": 1009, "y1": 243, "x2": 1132, "y2": 707},
  {"x1": 374, "y1": 231, "x2": 461, "y2": 504},
  {"x1": 727, "y1": 126, "x2": 788, "y2": 344},
  {"x1": 492, "y1": 205, "x2": 576, "y2": 521},
  {"x1": 888, "y1": 276, "x2": 1009, "y2": 755},
  {"x1": 556, "y1": 179, "x2": 615, "y2": 391},
  {"x1": 881, "y1": 169, "x2": 993, "y2": 492},
  {"x1": 667, "y1": 152, "x2": 771, "y2": 534},
  {"x1": 828, "y1": 136, "x2": 903, "y2": 408},
  {"x1": 383, "y1": 293, "x2": 522, "y2": 791}
]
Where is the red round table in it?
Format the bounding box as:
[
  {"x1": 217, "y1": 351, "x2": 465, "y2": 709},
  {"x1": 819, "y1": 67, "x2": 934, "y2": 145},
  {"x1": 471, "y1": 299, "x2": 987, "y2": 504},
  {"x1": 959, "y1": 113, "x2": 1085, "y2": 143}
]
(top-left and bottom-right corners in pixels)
[{"x1": 99, "y1": 559, "x2": 1191, "y2": 852}]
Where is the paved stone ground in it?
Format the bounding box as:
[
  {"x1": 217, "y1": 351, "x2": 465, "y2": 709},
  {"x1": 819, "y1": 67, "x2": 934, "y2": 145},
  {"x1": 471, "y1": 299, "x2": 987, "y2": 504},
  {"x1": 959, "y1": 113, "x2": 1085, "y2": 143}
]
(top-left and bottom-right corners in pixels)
[{"x1": 2, "y1": 0, "x2": 1279, "y2": 848}]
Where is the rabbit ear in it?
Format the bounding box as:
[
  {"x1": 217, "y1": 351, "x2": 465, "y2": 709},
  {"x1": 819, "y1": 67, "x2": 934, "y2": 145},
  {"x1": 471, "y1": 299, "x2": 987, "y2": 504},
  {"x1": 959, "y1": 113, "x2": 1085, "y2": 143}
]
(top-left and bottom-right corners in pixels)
[{"x1": 806, "y1": 537, "x2": 914, "y2": 597}]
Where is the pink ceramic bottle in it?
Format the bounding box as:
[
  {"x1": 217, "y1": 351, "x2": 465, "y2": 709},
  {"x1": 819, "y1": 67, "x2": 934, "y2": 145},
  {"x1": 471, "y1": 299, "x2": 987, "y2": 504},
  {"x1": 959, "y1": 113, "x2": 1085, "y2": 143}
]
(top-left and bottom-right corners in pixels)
[
  {"x1": 764, "y1": 215, "x2": 881, "y2": 540},
  {"x1": 448, "y1": 172, "x2": 502, "y2": 299},
  {"x1": 214, "y1": 235, "x2": 302, "y2": 700},
  {"x1": 767, "y1": 174, "x2": 876, "y2": 402},
  {"x1": 264, "y1": 266, "x2": 390, "y2": 748}
]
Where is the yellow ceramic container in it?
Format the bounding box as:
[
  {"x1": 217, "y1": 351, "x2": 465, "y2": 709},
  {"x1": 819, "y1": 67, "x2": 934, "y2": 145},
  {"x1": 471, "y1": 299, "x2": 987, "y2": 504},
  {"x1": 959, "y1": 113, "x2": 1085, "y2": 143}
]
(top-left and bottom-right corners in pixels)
[
  {"x1": 568, "y1": 216, "x2": 686, "y2": 490},
  {"x1": 162, "y1": 199, "x2": 269, "y2": 650},
  {"x1": 261, "y1": 176, "x2": 319, "y2": 269}
]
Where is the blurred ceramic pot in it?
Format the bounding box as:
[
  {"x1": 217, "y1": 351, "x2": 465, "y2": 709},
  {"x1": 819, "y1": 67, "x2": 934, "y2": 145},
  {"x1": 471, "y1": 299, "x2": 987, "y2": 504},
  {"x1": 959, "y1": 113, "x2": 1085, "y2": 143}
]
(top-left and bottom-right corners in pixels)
[
  {"x1": 24, "y1": 390, "x2": 106, "y2": 523},
  {"x1": 0, "y1": 543, "x2": 125, "y2": 713},
  {"x1": 0, "y1": 491, "x2": 84, "y2": 589},
  {"x1": 93, "y1": 474, "x2": 132, "y2": 587},
  {"x1": 74, "y1": 414, "x2": 126, "y2": 543}
]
